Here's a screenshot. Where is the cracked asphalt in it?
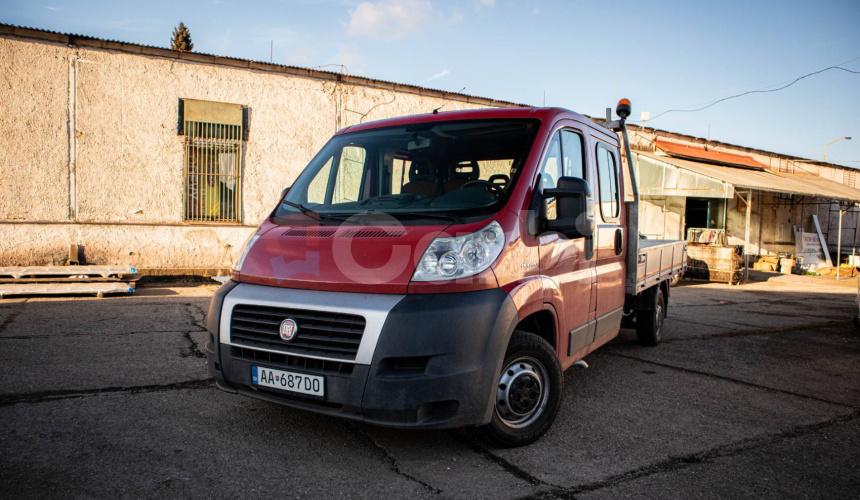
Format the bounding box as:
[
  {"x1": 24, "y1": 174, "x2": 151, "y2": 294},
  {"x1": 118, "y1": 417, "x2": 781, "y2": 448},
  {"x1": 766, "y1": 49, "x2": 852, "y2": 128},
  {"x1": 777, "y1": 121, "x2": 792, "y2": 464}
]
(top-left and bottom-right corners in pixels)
[{"x1": 1, "y1": 273, "x2": 859, "y2": 499}]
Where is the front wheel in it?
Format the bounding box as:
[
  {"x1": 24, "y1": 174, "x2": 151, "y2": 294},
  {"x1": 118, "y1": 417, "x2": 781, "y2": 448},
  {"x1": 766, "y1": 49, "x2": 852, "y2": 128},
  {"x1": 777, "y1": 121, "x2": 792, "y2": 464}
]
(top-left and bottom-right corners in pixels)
[{"x1": 476, "y1": 331, "x2": 563, "y2": 448}]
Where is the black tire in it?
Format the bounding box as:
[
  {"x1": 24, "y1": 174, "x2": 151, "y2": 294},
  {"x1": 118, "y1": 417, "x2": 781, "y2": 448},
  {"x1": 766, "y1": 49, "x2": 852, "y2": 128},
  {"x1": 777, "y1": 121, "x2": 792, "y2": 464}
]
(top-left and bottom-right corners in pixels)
[
  {"x1": 475, "y1": 331, "x2": 563, "y2": 448},
  {"x1": 636, "y1": 288, "x2": 665, "y2": 346}
]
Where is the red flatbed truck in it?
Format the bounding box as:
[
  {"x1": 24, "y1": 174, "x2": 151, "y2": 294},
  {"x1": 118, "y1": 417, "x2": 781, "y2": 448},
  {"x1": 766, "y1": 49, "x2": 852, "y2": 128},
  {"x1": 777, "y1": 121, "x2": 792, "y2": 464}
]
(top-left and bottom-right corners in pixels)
[{"x1": 205, "y1": 101, "x2": 685, "y2": 446}]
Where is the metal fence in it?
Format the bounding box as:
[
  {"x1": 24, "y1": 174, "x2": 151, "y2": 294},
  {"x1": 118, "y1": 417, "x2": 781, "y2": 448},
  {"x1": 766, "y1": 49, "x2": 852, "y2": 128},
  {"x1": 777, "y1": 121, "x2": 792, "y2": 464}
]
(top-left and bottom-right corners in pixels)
[{"x1": 183, "y1": 121, "x2": 243, "y2": 223}]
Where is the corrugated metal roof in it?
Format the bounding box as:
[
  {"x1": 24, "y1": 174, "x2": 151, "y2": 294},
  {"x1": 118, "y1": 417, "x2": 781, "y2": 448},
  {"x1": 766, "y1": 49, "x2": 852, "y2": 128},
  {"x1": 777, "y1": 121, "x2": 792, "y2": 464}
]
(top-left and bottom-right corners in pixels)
[
  {"x1": 654, "y1": 139, "x2": 768, "y2": 169},
  {"x1": 637, "y1": 151, "x2": 860, "y2": 202}
]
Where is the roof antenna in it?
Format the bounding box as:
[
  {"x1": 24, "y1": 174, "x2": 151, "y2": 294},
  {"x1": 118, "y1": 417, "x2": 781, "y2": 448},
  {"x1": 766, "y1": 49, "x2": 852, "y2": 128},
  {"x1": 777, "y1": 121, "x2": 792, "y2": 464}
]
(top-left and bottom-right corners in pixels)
[{"x1": 433, "y1": 87, "x2": 466, "y2": 114}]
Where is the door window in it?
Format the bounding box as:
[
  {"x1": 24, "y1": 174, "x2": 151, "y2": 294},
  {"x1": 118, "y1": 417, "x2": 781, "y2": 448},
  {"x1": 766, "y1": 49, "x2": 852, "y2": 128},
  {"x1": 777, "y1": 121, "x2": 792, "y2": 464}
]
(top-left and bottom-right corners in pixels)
[
  {"x1": 560, "y1": 130, "x2": 584, "y2": 179},
  {"x1": 540, "y1": 130, "x2": 586, "y2": 221},
  {"x1": 596, "y1": 145, "x2": 619, "y2": 219}
]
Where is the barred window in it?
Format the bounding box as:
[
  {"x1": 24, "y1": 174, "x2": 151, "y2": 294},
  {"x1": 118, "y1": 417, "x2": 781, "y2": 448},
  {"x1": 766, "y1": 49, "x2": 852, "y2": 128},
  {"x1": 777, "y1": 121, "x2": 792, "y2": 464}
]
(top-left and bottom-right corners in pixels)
[{"x1": 179, "y1": 99, "x2": 247, "y2": 223}]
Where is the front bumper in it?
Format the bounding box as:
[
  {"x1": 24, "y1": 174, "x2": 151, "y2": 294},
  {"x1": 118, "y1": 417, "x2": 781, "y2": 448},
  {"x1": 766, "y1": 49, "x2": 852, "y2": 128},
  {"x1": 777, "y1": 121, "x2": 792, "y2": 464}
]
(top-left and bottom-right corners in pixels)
[{"x1": 205, "y1": 281, "x2": 518, "y2": 429}]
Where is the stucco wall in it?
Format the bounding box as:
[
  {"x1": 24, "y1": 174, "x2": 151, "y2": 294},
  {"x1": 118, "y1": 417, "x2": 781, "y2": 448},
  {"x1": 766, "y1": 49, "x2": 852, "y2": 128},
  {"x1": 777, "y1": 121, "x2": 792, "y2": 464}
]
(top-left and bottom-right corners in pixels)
[
  {"x1": 0, "y1": 35, "x2": 493, "y2": 269},
  {"x1": 0, "y1": 38, "x2": 69, "y2": 221}
]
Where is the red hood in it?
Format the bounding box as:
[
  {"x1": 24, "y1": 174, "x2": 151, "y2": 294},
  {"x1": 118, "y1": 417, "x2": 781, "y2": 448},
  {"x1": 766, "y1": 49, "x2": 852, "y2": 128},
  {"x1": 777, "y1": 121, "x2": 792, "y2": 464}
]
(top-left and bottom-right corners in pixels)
[{"x1": 235, "y1": 220, "x2": 451, "y2": 294}]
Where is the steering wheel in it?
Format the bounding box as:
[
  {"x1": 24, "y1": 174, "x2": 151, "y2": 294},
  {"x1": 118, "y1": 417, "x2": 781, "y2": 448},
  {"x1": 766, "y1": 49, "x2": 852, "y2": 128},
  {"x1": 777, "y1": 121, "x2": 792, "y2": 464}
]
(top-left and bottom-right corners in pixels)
[{"x1": 462, "y1": 179, "x2": 504, "y2": 197}]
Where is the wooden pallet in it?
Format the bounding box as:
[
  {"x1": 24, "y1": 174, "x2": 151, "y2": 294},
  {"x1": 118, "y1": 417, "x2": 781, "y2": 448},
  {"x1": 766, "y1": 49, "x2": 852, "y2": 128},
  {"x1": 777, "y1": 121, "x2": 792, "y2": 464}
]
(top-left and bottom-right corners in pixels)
[
  {"x1": 0, "y1": 266, "x2": 136, "y2": 279},
  {"x1": 0, "y1": 282, "x2": 135, "y2": 298},
  {"x1": 0, "y1": 266, "x2": 137, "y2": 298}
]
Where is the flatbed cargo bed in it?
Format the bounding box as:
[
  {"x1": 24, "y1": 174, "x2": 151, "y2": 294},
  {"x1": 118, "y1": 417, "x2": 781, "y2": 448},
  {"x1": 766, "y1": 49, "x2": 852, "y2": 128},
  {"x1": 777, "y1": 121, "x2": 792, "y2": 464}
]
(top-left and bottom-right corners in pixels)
[{"x1": 631, "y1": 239, "x2": 686, "y2": 294}]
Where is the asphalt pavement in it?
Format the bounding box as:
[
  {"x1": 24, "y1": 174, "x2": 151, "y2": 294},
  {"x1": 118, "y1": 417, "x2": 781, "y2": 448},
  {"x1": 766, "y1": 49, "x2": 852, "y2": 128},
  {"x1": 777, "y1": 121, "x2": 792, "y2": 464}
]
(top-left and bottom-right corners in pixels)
[{"x1": 1, "y1": 272, "x2": 858, "y2": 499}]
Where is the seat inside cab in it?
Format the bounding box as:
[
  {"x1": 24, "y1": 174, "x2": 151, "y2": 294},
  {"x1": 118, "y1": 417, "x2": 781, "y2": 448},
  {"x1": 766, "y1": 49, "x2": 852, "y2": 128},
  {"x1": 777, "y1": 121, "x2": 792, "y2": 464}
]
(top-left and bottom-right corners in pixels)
[{"x1": 397, "y1": 157, "x2": 513, "y2": 194}]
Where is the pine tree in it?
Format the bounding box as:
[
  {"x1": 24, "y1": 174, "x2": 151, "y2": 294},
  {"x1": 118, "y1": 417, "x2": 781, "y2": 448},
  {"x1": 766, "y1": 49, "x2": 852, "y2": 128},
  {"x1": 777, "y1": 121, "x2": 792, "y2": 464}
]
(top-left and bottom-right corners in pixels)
[{"x1": 170, "y1": 22, "x2": 194, "y2": 52}]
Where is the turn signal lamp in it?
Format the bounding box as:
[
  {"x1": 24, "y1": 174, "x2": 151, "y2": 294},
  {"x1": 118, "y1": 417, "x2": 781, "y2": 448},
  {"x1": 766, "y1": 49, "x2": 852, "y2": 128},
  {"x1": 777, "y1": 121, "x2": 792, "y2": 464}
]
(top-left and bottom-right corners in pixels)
[{"x1": 232, "y1": 233, "x2": 260, "y2": 272}]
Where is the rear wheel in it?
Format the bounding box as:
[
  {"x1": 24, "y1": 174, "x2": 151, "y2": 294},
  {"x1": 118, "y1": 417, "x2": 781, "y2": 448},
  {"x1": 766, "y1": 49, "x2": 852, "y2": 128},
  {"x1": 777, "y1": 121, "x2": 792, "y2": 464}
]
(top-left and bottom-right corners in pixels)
[
  {"x1": 476, "y1": 331, "x2": 563, "y2": 448},
  {"x1": 636, "y1": 288, "x2": 665, "y2": 346}
]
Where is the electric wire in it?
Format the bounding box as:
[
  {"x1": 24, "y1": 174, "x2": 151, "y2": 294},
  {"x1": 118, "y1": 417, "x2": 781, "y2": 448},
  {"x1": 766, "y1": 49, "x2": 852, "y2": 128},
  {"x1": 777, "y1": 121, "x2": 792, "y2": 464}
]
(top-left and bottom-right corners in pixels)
[{"x1": 635, "y1": 60, "x2": 860, "y2": 123}]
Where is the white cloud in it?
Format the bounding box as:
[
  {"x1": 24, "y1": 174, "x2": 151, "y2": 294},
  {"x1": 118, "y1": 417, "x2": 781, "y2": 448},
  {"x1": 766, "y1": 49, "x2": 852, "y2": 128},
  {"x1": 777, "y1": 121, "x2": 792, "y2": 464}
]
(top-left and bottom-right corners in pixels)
[
  {"x1": 346, "y1": 0, "x2": 435, "y2": 40},
  {"x1": 476, "y1": 0, "x2": 495, "y2": 5},
  {"x1": 426, "y1": 69, "x2": 449, "y2": 81}
]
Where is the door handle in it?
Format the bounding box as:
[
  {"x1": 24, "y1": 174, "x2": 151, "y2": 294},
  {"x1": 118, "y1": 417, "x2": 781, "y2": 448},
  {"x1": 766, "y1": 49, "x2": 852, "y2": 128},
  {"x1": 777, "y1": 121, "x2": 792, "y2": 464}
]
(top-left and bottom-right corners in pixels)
[{"x1": 614, "y1": 228, "x2": 623, "y2": 255}]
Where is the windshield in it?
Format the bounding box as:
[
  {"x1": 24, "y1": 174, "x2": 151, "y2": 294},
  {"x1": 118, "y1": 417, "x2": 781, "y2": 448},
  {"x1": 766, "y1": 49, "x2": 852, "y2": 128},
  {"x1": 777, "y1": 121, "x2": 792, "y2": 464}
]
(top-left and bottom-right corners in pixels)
[{"x1": 274, "y1": 119, "x2": 539, "y2": 223}]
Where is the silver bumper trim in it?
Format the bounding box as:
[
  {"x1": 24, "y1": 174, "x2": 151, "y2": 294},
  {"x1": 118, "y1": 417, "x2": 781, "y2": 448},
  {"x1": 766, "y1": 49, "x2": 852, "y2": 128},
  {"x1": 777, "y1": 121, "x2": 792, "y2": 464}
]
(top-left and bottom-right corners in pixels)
[{"x1": 220, "y1": 283, "x2": 405, "y2": 366}]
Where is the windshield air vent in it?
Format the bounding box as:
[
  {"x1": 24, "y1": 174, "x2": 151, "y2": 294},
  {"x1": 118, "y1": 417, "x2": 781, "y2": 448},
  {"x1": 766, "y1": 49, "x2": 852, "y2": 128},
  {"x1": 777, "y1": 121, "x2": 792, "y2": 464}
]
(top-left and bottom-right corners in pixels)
[
  {"x1": 282, "y1": 228, "x2": 337, "y2": 238},
  {"x1": 341, "y1": 230, "x2": 407, "y2": 238}
]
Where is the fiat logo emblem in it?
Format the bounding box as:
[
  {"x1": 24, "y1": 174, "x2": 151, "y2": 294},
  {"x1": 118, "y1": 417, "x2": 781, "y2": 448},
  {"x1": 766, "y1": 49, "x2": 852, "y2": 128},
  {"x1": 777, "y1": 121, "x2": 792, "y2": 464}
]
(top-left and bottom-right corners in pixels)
[{"x1": 279, "y1": 319, "x2": 298, "y2": 342}]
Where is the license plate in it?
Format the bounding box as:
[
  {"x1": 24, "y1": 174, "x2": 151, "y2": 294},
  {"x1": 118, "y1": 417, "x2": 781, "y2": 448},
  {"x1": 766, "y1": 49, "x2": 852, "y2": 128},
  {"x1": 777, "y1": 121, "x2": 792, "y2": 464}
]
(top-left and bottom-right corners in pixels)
[{"x1": 251, "y1": 366, "x2": 325, "y2": 397}]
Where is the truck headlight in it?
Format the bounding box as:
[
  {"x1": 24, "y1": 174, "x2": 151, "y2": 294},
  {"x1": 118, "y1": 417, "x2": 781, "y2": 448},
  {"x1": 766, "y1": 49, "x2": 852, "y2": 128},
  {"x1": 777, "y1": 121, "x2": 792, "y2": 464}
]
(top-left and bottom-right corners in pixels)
[
  {"x1": 232, "y1": 233, "x2": 260, "y2": 272},
  {"x1": 412, "y1": 221, "x2": 505, "y2": 282}
]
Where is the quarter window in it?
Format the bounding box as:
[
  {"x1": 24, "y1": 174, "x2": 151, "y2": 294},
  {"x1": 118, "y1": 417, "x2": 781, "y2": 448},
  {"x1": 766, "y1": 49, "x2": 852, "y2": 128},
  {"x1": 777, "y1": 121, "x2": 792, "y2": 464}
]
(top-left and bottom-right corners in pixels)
[{"x1": 539, "y1": 132, "x2": 562, "y2": 191}]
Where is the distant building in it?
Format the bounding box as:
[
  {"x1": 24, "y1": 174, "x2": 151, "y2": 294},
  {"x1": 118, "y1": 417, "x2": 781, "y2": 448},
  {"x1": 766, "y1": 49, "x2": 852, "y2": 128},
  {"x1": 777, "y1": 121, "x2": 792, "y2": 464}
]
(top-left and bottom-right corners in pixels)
[
  {"x1": 1, "y1": 24, "x2": 858, "y2": 272},
  {"x1": 626, "y1": 128, "x2": 860, "y2": 261}
]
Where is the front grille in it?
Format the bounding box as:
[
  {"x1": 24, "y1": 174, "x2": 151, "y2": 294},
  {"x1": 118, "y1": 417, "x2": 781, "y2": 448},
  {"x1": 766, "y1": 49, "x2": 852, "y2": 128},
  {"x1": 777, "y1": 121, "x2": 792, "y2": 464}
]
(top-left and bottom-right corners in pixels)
[
  {"x1": 231, "y1": 304, "x2": 366, "y2": 361},
  {"x1": 230, "y1": 346, "x2": 354, "y2": 375}
]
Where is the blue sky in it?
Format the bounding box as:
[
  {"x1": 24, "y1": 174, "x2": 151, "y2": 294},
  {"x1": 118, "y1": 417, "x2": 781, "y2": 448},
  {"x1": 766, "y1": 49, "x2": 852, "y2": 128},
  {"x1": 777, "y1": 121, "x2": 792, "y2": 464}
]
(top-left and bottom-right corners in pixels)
[{"x1": 2, "y1": 0, "x2": 859, "y2": 166}]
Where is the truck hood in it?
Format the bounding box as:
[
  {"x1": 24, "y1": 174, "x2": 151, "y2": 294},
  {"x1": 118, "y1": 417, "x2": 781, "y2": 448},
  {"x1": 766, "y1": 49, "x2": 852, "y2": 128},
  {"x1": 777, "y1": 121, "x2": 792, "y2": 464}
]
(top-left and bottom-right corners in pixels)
[{"x1": 235, "y1": 220, "x2": 450, "y2": 294}]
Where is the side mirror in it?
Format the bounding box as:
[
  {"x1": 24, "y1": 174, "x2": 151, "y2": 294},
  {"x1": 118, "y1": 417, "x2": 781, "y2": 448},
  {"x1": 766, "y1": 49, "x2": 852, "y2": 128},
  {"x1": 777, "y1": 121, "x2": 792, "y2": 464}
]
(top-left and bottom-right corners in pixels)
[
  {"x1": 280, "y1": 186, "x2": 290, "y2": 200},
  {"x1": 542, "y1": 177, "x2": 594, "y2": 239}
]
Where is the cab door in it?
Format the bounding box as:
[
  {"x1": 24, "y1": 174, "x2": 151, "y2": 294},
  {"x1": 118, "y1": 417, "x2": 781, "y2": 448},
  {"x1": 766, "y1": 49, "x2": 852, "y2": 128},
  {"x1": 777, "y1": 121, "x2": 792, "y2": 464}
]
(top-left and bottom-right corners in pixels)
[
  {"x1": 590, "y1": 139, "x2": 625, "y2": 345},
  {"x1": 537, "y1": 126, "x2": 597, "y2": 362}
]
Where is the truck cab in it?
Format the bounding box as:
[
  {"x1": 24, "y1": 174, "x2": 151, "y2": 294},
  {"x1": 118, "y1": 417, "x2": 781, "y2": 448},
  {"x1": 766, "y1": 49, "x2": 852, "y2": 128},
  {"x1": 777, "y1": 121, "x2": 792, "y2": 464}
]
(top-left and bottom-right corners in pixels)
[{"x1": 205, "y1": 104, "x2": 684, "y2": 446}]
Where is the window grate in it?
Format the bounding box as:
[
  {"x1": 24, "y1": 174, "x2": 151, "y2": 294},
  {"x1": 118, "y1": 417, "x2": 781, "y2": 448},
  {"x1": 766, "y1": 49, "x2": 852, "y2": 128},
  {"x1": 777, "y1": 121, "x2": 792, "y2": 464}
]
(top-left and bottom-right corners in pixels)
[{"x1": 183, "y1": 120, "x2": 243, "y2": 222}]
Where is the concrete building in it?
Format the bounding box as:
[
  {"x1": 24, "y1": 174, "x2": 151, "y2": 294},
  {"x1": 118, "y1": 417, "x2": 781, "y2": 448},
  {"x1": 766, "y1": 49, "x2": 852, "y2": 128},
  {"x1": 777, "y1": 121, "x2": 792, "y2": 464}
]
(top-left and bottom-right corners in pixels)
[
  {"x1": 2, "y1": 24, "x2": 859, "y2": 273},
  {"x1": 0, "y1": 24, "x2": 510, "y2": 272}
]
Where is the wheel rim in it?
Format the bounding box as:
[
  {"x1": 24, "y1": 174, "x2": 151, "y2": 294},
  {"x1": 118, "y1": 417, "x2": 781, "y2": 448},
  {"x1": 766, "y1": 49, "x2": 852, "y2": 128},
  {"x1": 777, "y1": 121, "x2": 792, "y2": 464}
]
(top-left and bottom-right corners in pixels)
[
  {"x1": 495, "y1": 356, "x2": 550, "y2": 429},
  {"x1": 654, "y1": 298, "x2": 664, "y2": 339}
]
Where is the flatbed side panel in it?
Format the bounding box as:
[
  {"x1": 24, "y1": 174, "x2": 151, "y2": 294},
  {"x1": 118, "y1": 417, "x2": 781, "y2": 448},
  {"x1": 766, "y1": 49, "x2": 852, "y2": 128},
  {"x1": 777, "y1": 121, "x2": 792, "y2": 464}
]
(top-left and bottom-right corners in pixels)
[{"x1": 631, "y1": 240, "x2": 686, "y2": 294}]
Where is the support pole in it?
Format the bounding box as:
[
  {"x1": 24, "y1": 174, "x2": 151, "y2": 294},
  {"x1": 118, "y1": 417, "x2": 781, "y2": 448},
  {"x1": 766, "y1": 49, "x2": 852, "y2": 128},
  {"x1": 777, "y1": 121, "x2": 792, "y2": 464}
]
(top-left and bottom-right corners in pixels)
[
  {"x1": 837, "y1": 207, "x2": 845, "y2": 280},
  {"x1": 738, "y1": 191, "x2": 753, "y2": 283}
]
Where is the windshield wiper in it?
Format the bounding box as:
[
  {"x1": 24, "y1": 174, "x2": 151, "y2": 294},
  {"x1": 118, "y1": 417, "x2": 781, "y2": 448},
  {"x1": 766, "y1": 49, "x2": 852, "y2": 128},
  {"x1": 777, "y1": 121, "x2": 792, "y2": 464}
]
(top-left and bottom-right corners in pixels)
[{"x1": 281, "y1": 200, "x2": 319, "y2": 219}]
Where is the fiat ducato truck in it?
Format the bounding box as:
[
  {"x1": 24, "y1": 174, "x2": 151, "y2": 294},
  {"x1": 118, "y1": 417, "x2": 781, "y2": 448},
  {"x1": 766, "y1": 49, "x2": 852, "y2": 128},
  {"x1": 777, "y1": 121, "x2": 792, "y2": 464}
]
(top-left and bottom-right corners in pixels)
[{"x1": 205, "y1": 100, "x2": 685, "y2": 446}]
